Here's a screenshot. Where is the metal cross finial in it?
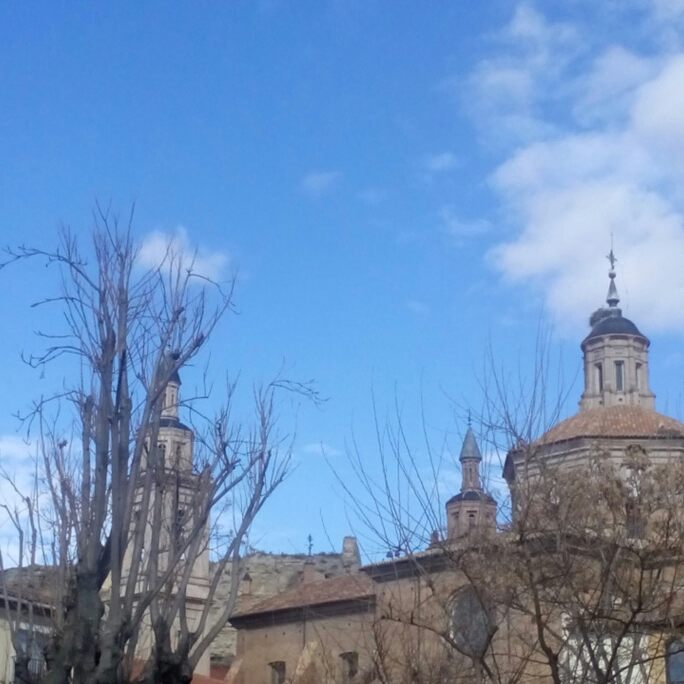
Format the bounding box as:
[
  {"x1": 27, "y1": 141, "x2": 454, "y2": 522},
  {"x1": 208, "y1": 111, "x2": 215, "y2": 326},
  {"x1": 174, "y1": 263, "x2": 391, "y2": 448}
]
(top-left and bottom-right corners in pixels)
[
  {"x1": 467, "y1": 409, "x2": 472, "y2": 428},
  {"x1": 307, "y1": 533, "x2": 313, "y2": 556}
]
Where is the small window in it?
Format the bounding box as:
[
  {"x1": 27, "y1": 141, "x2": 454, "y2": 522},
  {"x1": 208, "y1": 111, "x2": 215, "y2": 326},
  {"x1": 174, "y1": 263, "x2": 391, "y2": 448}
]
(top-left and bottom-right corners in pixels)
[
  {"x1": 340, "y1": 651, "x2": 359, "y2": 680},
  {"x1": 269, "y1": 661, "x2": 286, "y2": 684},
  {"x1": 595, "y1": 363, "x2": 603, "y2": 392},
  {"x1": 468, "y1": 512, "x2": 477, "y2": 529},
  {"x1": 636, "y1": 363, "x2": 642, "y2": 390},
  {"x1": 174, "y1": 508, "x2": 186, "y2": 553},
  {"x1": 615, "y1": 361, "x2": 624, "y2": 392},
  {"x1": 667, "y1": 639, "x2": 684, "y2": 683}
]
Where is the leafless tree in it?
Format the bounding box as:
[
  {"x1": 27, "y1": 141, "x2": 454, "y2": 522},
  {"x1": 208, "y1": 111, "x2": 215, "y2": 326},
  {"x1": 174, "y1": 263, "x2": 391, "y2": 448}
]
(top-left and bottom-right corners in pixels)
[{"x1": 0, "y1": 208, "x2": 305, "y2": 684}]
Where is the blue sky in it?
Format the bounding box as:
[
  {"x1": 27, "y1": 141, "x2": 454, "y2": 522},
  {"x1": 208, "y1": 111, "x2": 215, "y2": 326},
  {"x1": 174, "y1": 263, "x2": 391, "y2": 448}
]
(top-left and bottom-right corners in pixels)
[{"x1": 2, "y1": 1, "x2": 684, "y2": 559}]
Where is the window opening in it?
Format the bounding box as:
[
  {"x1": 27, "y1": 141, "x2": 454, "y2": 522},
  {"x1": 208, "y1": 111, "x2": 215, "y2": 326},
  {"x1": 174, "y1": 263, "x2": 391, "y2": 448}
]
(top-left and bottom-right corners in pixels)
[
  {"x1": 615, "y1": 361, "x2": 624, "y2": 392},
  {"x1": 340, "y1": 651, "x2": 359, "y2": 680},
  {"x1": 269, "y1": 661, "x2": 286, "y2": 684},
  {"x1": 595, "y1": 363, "x2": 603, "y2": 392}
]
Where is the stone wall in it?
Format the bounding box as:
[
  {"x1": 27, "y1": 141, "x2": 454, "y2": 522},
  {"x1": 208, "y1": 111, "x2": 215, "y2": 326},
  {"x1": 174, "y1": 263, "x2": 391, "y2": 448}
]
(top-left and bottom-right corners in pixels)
[{"x1": 208, "y1": 537, "x2": 360, "y2": 666}]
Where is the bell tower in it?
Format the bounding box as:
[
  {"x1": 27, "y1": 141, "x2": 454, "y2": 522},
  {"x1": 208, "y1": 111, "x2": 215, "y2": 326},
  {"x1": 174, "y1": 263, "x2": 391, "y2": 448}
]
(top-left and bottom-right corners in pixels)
[
  {"x1": 127, "y1": 361, "x2": 212, "y2": 676},
  {"x1": 580, "y1": 249, "x2": 655, "y2": 411}
]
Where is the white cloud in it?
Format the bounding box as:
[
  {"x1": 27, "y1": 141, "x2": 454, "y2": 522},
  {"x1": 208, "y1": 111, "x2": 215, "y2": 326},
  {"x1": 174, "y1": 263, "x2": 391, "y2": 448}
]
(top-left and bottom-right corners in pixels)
[
  {"x1": 653, "y1": 0, "x2": 684, "y2": 21},
  {"x1": 573, "y1": 46, "x2": 656, "y2": 124},
  {"x1": 301, "y1": 442, "x2": 343, "y2": 458},
  {"x1": 138, "y1": 227, "x2": 229, "y2": 281},
  {"x1": 0, "y1": 434, "x2": 33, "y2": 463},
  {"x1": 465, "y1": 3, "x2": 579, "y2": 143},
  {"x1": 300, "y1": 171, "x2": 340, "y2": 197},
  {"x1": 424, "y1": 152, "x2": 459, "y2": 175},
  {"x1": 463, "y1": 3, "x2": 684, "y2": 335},
  {"x1": 440, "y1": 206, "x2": 490, "y2": 241}
]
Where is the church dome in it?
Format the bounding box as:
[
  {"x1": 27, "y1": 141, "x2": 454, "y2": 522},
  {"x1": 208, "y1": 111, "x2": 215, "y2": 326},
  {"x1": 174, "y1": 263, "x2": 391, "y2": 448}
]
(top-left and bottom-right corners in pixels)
[
  {"x1": 584, "y1": 314, "x2": 645, "y2": 343},
  {"x1": 446, "y1": 490, "x2": 497, "y2": 504},
  {"x1": 536, "y1": 405, "x2": 684, "y2": 446}
]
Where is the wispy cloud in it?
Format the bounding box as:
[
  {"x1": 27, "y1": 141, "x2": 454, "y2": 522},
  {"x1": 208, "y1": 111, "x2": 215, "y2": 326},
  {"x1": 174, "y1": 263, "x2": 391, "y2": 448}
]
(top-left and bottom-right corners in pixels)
[
  {"x1": 357, "y1": 187, "x2": 388, "y2": 205},
  {"x1": 301, "y1": 441, "x2": 343, "y2": 458},
  {"x1": 463, "y1": 3, "x2": 579, "y2": 143},
  {"x1": 0, "y1": 434, "x2": 38, "y2": 564},
  {"x1": 461, "y1": 2, "x2": 684, "y2": 334},
  {"x1": 440, "y1": 206, "x2": 491, "y2": 241},
  {"x1": 300, "y1": 171, "x2": 340, "y2": 197},
  {"x1": 423, "y1": 151, "x2": 459, "y2": 175},
  {"x1": 0, "y1": 434, "x2": 33, "y2": 464},
  {"x1": 405, "y1": 299, "x2": 430, "y2": 316},
  {"x1": 138, "y1": 227, "x2": 229, "y2": 281}
]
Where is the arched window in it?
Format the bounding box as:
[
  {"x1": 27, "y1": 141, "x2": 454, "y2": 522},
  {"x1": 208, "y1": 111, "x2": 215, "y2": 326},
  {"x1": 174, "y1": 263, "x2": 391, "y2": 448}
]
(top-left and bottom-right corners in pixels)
[
  {"x1": 448, "y1": 586, "x2": 494, "y2": 657},
  {"x1": 667, "y1": 639, "x2": 684, "y2": 684}
]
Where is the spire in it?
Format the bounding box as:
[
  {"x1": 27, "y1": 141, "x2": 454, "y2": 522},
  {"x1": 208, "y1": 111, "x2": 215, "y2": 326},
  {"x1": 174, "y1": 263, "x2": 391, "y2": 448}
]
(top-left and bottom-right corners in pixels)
[
  {"x1": 606, "y1": 247, "x2": 620, "y2": 308},
  {"x1": 459, "y1": 425, "x2": 483, "y2": 491},
  {"x1": 459, "y1": 426, "x2": 482, "y2": 464},
  {"x1": 161, "y1": 354, "x2": 181, "y2": 420}
]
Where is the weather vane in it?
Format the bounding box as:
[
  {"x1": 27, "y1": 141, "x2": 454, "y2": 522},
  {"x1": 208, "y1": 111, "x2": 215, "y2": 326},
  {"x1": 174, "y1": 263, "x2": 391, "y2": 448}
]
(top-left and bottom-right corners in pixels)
[{"x1": 607, "y1": 233, "x2": 617, "y2": 271}]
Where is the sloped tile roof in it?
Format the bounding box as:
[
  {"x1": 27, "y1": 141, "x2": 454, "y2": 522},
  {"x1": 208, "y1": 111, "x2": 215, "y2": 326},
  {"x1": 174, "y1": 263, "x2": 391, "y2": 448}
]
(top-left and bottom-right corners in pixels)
[
  {"x1": 231, "y1": 573, "x2": 374, "y2": 618},
  {"x1": 537, "y1": 405, "x2": 684, "y2": 445},
  {"x1": 0, "y1": 565, "x2": 59, "y2": 606}
]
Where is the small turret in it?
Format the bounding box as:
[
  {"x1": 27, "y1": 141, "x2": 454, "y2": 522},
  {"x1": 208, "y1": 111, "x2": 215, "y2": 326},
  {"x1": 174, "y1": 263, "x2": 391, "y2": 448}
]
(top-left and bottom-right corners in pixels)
[
  {"x1": 156, "y1": 357, "x2": 193, "y2": 471},
  {"x1": 445, "y1": 418, "x2": 497, "y2": 541}
]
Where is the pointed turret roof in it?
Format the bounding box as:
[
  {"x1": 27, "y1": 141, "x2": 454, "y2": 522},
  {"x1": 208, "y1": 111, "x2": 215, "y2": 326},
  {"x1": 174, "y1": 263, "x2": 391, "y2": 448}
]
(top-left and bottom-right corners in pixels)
[
  {"x1": 583, "y1": 248, "x2": 646, "y2": 346},
  {"x1": 606, "y1": 248, "x2": 620, "y2": 308},
  {"x1": 459, "y1": 427, "x2": 482, "y2": 462}
]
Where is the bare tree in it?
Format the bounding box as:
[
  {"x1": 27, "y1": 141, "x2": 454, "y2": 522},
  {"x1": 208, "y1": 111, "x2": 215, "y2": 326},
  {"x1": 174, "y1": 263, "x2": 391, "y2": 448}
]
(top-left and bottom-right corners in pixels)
[{"x1": 0, "y1": 208, "x2": 303, "y2": 684}]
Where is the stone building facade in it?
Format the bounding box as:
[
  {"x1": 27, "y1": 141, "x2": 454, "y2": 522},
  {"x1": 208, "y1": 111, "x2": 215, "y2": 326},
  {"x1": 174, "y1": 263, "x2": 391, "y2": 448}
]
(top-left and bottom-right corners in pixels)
[
  {"x1": 225, "y1": 257, "x2": 684, "y2": 684},
  {"x1": 208, "y1": 541, "x2": 361, "y2": 671}
]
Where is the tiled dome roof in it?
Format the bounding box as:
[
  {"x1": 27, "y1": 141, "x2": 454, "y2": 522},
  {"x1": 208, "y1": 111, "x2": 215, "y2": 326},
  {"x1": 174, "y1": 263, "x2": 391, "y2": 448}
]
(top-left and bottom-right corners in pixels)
[
  {"x1": 537, "y1": 405, "x2": 684, "y2": 445},
  {"x1": 584, "y1": 314, "x2": 645, "y2": 342}
]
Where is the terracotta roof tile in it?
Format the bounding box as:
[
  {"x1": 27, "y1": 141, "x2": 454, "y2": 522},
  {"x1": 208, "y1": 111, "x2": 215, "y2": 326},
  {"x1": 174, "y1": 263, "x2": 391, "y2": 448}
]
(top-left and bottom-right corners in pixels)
[
  {"x1": 232, "y1": 573, "x2": 374, "y2": 618},
  {"x1": 537, "y1": 406, "x2": 684, "y2": 445}
]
